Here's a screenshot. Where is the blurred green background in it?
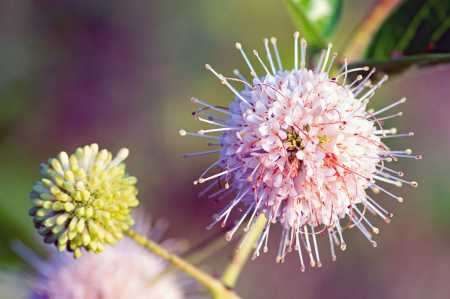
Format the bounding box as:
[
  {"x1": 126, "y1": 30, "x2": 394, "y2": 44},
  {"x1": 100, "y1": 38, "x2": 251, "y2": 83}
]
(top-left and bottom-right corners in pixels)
[{"x1": 0, "y1": 0, "x2": 449, "y2": 298}]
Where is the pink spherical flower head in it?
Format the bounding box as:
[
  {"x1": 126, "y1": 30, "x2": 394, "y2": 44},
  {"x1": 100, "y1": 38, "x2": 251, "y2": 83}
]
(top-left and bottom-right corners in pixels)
[{"x1": 180, "y1": 33, "x2": 420, "y2": 271}]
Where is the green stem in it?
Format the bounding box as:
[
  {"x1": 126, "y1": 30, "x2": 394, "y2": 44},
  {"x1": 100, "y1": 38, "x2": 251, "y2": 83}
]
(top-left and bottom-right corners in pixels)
[
  {"x1": 221, "y1": 216, "x2": 267, "y2": 288},
  {"x1": 124, "y1": 229, "x2": 241, "y2": 299},
  {"x1": 186, "y1": 229, "x2": 242, "y2": 266},
  {"x1": 340, "y1": 0, "x2": 405, "y2": 62}
]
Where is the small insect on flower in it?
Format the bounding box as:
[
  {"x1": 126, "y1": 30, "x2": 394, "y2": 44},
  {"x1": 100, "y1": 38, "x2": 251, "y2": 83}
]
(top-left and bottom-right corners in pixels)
[
  {"x1": 29, "y1": 144, "x2": 139, "y2": 258},
  {"x1": 180, "y1": 33, "x2": 420, "y2": 271}
]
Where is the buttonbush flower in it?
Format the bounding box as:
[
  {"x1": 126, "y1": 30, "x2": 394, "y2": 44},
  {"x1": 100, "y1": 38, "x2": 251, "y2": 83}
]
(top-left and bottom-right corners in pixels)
[
  {"x1": 180, "y1": 33, "x2": 420, "y2": 271},
  {"x1": 29, "y1": 144, "x2": 139, "y2": 258}
]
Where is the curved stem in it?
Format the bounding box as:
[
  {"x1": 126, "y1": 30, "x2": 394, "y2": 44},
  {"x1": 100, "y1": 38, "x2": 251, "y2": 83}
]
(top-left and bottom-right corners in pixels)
[
  {"x1": 124, "y1": 229, "x2": 241, "y2": 299},
  {"x1": 340, "y1": 0, "x2": 405, "y2": 62},
  {"x1": 221, "y1": 216, "x2": 267, "y2": 288}
]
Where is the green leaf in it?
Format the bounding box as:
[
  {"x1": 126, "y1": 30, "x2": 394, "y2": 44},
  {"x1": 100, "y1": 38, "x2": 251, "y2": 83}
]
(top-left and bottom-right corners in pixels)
[
  {"x1": 297, "y1": 0, "x2": 343, "y2": 37},
  {"x1": 366, "y1": 0, "x2": 450, "y2": 59},
  {"x1": 282, "y1": 0, "x2": 328, "y2": 49},
  {"x1": 349, "y1": 53, "x2": 450, "y2": 77}
]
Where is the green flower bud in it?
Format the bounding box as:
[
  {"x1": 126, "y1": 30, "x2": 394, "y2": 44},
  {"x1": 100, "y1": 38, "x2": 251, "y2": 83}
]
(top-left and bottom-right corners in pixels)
[{"x1": 30, "y1": 144, "x2": 139, "y2": 258}]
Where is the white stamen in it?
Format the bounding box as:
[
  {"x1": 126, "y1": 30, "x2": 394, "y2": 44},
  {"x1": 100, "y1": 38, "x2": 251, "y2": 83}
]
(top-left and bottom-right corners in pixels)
[
  {"x1": 191, "y1": 97, "x2": 232, "y2": 115},
  {"x1": 315, "y1": 50, "x2": 326, "y2": 75},
  {"x1": 310, "y1": 226, "x2": 321, "y2": 267},
  {"x1": 372, "y1": 98, "x2": 406, "y2": 116},
  {"x1": 335, "y1": 67, "x2": 369, "y2": 79},
  {"x1": 294, "y1": 31, "x2": 299, "y2": 72},
  {"x1": 196, "y1": 161, "x2": 219, "y2": 184},
  {"x1": 352, "y1": 67, "x2": 376, "y2": 95},
  {"x1": 183, "y1": 150, "x2": 221, "y2": 158},
  {"x1": 227, "y1": 202, "x2": 255, "y2": 240},
  {"x1": 277, "y1": 227, "x2": 287, "y2": 263},
  {"x1": 320, "y1": 43, "x2": 333, "y2": 73},
  {"x1": 270, "y1": 37, "x2": 283, "y2": 71},
  {"x1": 328, "y1": 228, "x2": 336, "y2": 261},
  {"x1": 373, "y1": 184, "x2": 403, "y2": 202},
  {"x1": 244, "y1": 193, "x2": 265, "y2": 231},
  {"x1": 207, "y1": 66, "x2": 250, "y2": 105},
  {"x1": 199, "y1": 166, "x2": 240, "y2": 184},
  {"x1": 263, "y1": 38, "x2": 277, "y2": 74},
  {"x1": 253, "y1": 50, "x2": 271, "y2": 75},
  {"x1": 334, "y1": 217, "x2": 346, "y2": 250},
  {"x1": 295, "y1": 224, "x2": 305, "y2": 271},
  {"x1": 353, "y1": 206, "x2": 378, "y2": 234},
  {"x1": 237, "y1": 215, "x2": 260, "y2": 252},
  {"x1": 326, "y1": 52, "x2": 337, "y2": 75},
  {"x1": 233, "y1": 69, "x2": 249, "y2": 84},
  {"x1": 199, "y1": 127, "x2": 239, "y2": 134},
  {"x1": 236, "y1": 42, "x2": 257, "y2": 76},
  {"x1": 382, "y1": 132, "x2": 414, "y2": 138},
  {"x1": 179, "y1": 130, "x2": 221, "y2": 139},
  {"x1": 373, "y1": 174, "x2": 402, "y2": 186},
  {"x1": 304, "y1": 226, "x2": 315, "y2": 267},
  {"x1": 195, "y1": 116, "x2": 229, "y2": 127}
]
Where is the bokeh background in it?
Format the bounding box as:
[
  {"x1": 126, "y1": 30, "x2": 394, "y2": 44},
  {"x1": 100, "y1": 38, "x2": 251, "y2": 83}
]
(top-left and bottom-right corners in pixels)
[{"x1": 0, "y1": 0, "x2": 449, "y2": 298}]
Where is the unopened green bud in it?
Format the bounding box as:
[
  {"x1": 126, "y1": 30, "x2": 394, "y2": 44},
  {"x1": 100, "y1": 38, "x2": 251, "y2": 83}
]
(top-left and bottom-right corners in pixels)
[
  {"x1": 81, "y1": 228, "x2": 91, "y2": 246},
  {"x1": 74, "y1": 247, "x2": 82, "y2": 259},
  {"x1": 68, "y1": 216, "x2": 78, "y2": 231},
  {"x1": 64, "y1": 202, "x2": 76, "y2": 212},
  {"x1": 56, "y1": 193, "x2": 71, "y2": 202},
  {"x1": 44, "y1": 214, "x2": 60, "y2": 227},
  {"x1": 31, "y1": 199, "x2": 44, "y2": 207},
  {"x1": 90, "y1": 177, "x2": 100, "y2": 189},
  {"x1": 40, "y1": 193, "x2": 54, "y2": 200},
  {"x1": 77, "y1": 168, "x2": 86, "y2": 181},
  {"x1": 30, "y1": 144, "x2": 139, "y2": 257},
  {"x1": 62, "y1": 181, "x2": 75, "y2": 193},
  {"x1": 81, "y1": 190, "x2": 90, "y2": 202},
  {"x1": 54, "y1": 173, "x2": 65, "y2": 187},
  {"x1": 85, "y1": 207, "x2": 94, "y2": 218},
  {"x1": 100, "y1": 211, "x2": 111, "y2": 222},
  {"x1": 51, "y1": 224, "x2": 65, "y2": 234},
  {"x1": 74, "y1": 191, "x2": 82, "y2": 202},
  {"x1": 91, "y1": 164, "x2": 101, "y2": 176},
  {"x1": 51, "y1": 159, "x2": 63, "y2": 175},
  {"x1": 76, "y1": 217, "x2": 86, "y2": 233},
  {"x1": 42, "y1": 201, "x2": 53, "y2": 209},
  {"x1": 52, "y1": 201, "x2": 64, "y2": 211},
  {"x1": 93, "y1": 199, "x2": 104, "y2": 208},
  {"x1": 76, "y1": 207, "x2": 85, "y2": 217},
  {"x1": 64, "y1": 170, "x2": 75, "y2": 184},
  {"x1": 88, "y1": 219, "x2": 99, "y2": 233},
  {"x1": 68, "y1": 230, "x2": 77, "y2": 240},
  {"x1": 104, "y1": 204, "x2": 119, "y2": 212},
  {"x1": 41, "y1": 178, "x2": 54, "y2": 188},
  {"x1": 56, "y1": 213, "x2": 71, "y2": 225}
]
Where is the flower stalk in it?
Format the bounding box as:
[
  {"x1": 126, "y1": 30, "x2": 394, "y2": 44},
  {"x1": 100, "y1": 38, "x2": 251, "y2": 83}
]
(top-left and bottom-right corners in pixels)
[
  {"x1": 124, "y1": 228, "x2": 241, "y2": 299},
  {"x1": 222, "y1": 216, "x2": 267, "y2": 288},
  {"x1": 340, "y1": 0, "x2": 405, "y2": 61}
]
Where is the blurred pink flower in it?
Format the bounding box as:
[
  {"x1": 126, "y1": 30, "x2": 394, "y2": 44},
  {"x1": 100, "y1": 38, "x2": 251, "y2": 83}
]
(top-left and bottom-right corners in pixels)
[
  {"x1": 180, "y1": 32, "x2": 420, "y2": 271},
  {"x1": 14, "y1": 217, "x2": 193, "y2": 299}
]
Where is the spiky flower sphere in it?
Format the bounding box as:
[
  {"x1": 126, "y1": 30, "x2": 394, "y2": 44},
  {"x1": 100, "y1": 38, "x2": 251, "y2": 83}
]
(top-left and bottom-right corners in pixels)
[
  {"x1": 29, "y1": 144, "x2": 139, "y2": 258},
  {"x1": 180, "y1": 33, "x2": 420, "y2": 271}
]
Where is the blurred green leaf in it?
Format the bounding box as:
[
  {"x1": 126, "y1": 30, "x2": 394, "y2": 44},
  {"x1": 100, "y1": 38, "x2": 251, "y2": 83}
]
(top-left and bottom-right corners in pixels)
[
  {"x1": 297, "y1": 0, "x2": 343, "y2": 36},
  {"x1": 366, "y1": 0, "x2": 450, "y2": 59},
  {"x1": 349, "y1": 53, "x2": 450, "y2": 77},
  {"x1": 282, "y1": 0, "x2": 328, "y2": 49}
]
